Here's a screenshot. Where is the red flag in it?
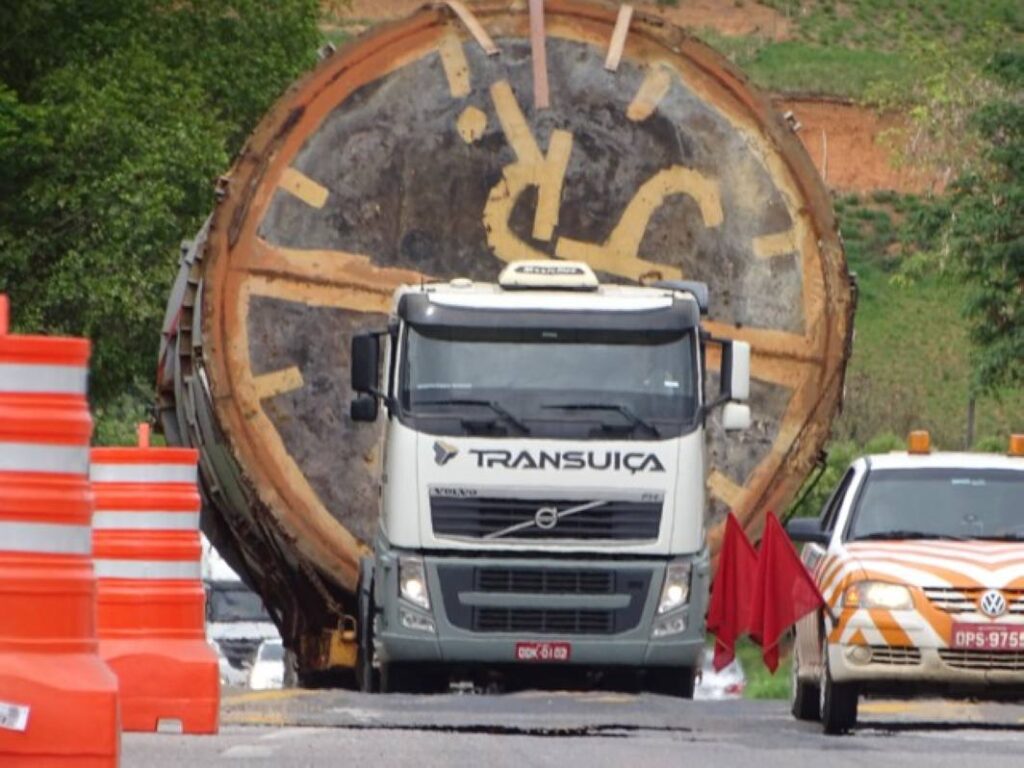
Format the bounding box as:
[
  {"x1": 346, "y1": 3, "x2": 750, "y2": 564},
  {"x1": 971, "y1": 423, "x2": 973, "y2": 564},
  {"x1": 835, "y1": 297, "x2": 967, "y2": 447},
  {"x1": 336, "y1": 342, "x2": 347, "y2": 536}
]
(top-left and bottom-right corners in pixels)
[
  {"x1": 706, "y1": 513, "x2": 758, "y2": 670},
  {"x1": 748, "y1": 512, "x2": 825, "y2": 672}
]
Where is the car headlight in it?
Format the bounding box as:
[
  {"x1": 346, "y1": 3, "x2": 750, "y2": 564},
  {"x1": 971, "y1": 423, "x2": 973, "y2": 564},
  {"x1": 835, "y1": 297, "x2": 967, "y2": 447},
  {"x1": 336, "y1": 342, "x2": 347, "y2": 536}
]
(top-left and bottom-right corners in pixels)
[
  {"x1": 399, "y1": 557, "x2": 430, "y2": 610},
  {"x1": 844, "y1": 580, "x2": 913, "y2": 611},
  {"x1": 658, "y1": 562, "x2": 691, "y2": 614}
]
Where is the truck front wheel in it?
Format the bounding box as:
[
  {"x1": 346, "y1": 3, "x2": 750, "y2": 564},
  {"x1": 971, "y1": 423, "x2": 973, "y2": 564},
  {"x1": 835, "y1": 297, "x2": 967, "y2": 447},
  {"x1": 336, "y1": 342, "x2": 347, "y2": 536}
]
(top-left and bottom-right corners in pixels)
[{"x1": 644, "y1": 666, "x2": 696, "y2": 699}]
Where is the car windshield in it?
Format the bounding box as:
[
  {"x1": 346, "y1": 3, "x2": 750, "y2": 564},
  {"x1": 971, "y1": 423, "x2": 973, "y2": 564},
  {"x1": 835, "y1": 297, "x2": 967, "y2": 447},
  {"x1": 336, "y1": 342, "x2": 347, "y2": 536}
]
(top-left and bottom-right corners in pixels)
[
  {"x1": 207, "y1": 585, "x2": 272, "y2": 622},
  {"x1": 848, "y1": 468, "x2": 1024, "y2": 541},
  {"x1": 400, "y1": 325, "x2": 697, "y2": 439},
  {"x1": 259, "y1": 642, "x2": 285, "y2": 662}
]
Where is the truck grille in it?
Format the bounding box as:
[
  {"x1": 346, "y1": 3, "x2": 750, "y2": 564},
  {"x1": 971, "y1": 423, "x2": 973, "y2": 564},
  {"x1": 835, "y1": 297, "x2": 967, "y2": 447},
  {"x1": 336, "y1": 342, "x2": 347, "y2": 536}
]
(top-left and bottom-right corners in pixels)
[
  {"x1": 430, "y1": 496, "x2": 661, "y2": 541},
  {"x1": 436, "y1": 564, "x2": 652, "y2": 636},
  {"x1": 476, "y1": 567, "x2": 613, "y2": 595},
  {"x1": 939, "y1": 649, "x2": 1024, "y2": 671},
  {"x1": 474, "y1": 608, "x2": 614, "y2": 634},
  {"x1": 923, "y1": 587, "x2": 1024, "y2": 614}
]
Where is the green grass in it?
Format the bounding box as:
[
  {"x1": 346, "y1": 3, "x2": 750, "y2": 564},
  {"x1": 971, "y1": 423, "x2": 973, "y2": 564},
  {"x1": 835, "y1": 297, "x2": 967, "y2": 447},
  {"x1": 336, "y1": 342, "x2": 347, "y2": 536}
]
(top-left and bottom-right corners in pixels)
[
  {"x1": 735, "y1": 639, "x2": 792, "y2": 699},
  {"x1": 831, "y1": 195, "x2": 1024, "y2": 450},
  {"x1": 699, "y1": 1, "x2": 1023, "y2": 102}
]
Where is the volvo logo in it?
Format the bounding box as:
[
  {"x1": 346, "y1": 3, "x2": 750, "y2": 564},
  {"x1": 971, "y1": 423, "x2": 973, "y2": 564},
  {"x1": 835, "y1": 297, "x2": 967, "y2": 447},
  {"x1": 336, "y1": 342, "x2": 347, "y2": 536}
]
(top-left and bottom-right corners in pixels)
[
  {"x1": 534, "y1": 506, "x2": 559, "y2": 530},
  {"x1": 433, "y1": 441, "x2": 458, "y2": 467},
  {"x1": 979, "y1": 589, "x2": 1007, "y2": 619}
]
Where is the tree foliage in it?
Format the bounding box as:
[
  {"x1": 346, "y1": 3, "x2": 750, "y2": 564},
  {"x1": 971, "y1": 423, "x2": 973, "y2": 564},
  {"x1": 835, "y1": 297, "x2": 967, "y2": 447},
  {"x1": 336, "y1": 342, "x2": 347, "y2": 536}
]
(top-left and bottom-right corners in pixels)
[
  {"x1": 0, "y1": 1, "x2": 318, "y2": 425},
  {"x1": 932, "y1": 51, "x2": 1024, "y2": 394}
]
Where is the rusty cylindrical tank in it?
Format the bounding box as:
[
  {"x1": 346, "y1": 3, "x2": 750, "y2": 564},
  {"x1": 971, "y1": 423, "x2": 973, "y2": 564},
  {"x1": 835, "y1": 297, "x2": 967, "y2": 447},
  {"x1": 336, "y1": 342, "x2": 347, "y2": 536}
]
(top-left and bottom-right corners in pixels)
[{"x1": 157, "y1": 0, "x2": 855, "y2": 673}]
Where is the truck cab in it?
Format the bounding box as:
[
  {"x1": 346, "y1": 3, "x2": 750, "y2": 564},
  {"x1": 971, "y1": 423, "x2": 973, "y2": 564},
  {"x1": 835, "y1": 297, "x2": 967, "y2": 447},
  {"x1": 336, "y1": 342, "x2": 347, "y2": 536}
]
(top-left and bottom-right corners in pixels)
[{"x1": 350, "y1": 261, "x2": 751, "y2": 694}]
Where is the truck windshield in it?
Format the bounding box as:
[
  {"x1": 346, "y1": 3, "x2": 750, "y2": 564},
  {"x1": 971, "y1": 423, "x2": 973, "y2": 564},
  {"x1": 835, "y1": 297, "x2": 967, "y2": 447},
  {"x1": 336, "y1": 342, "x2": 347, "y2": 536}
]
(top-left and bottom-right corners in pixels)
[
  {"x1": 207, "y1": 585, "x2": 272, "y2": 622},
  {"x1": 848, "y1": 468, "x2": 1024, "y2": 541},
  {"x1": 400, "y1": 326, "x2": 698, "y2": 439}
]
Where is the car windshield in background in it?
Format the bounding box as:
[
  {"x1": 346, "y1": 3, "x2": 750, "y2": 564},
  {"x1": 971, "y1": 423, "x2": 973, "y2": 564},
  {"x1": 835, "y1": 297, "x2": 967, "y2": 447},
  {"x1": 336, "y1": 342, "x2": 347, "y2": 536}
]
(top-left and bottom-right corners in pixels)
[
  {"x1": 208, "y1": 587, "x2": 272, "y2": 623},
  {"x1": 400, "y1": 326, "x2": 697, "y2": 439},
  {"x1": 848, "y1": 469, "x2": 1024, "y2": 541},
  {"x1": 259, "y1": 642, "x2": 285, "y2": 662}
]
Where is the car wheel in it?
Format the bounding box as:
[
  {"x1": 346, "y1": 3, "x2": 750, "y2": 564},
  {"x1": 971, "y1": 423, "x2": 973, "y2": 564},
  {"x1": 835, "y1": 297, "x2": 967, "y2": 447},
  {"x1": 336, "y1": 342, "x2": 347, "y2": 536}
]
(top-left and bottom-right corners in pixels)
[
  {"x1": 819, "y1": 642, "x2": 857, "y2": 735},
  {"x1": 790, "y1": 647, "x2": 820, "y2": 721},
  {"x1": 645, "y1": 666, "x2": 696, "y2": 699}
]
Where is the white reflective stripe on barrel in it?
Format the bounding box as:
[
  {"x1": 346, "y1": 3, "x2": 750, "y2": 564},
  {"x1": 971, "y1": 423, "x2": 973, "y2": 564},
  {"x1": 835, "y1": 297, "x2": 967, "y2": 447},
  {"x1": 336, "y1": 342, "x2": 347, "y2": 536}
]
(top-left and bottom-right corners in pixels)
[
  {"x1": 0, "y1": 363, "x2": 88, "y2": 394},
  {"x1": 0, "y1": 442, "x2": 89, "y2": 474},
  {"x1": 92, "y1": 510, "x2": 200, "y2": 530},
  {"x1": 93, "y1": 559, "x2": 201, "y2": 579},
  {"x1": 0, "y1": 522, "x2": 92, "y2": 555},
  {"x1": 89, "y1": 463, "x2": 197, "y2": 484}
]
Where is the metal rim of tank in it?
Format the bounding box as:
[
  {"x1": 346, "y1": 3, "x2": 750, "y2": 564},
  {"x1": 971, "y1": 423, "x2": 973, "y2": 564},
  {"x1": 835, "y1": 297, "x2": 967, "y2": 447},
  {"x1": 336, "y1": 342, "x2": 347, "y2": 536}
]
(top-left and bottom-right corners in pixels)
[{"x1": 200, "y1": 0, "x2": 854, "y2": 589}]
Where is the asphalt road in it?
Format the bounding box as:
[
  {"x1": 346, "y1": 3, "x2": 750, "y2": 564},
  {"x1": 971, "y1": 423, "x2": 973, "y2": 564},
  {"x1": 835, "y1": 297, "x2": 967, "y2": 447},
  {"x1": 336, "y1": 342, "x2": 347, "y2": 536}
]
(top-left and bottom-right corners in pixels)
[{"x1": 124, "y1": 689, "x2": 1024, "y2": 767}]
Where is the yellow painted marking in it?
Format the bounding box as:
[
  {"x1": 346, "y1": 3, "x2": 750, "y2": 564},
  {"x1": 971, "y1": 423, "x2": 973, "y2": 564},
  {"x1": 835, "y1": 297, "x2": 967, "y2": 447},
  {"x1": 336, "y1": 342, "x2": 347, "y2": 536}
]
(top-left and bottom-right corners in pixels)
[
  {"x1": 223, "y1": 688, "x2": 315, "y2": 705},
  {"x1": 457, "y1": 106, "x2": 487, "y2": 143},
  {"x1": 253, "y1": 366, "x2": 304, "y2": 400},
  {"x1": 445, "y1": 1, "x2": 499, "y2": 56},
  {"x1": 708, "y1": 471, "x2": 745, "y2": 508},
  {"x1": 439, "y1": 34, "x2": 471, "y2": 98},
  {"x1": 753, "y1": 229, "x2": 798, "y2": 259},
  {"x1": 860, "y1": 701, "x2": 913, "y2": 715},
  {"x1": 604, "y1": 5, "x2": 634, "y2": 72},
  {"x1": 491, "y1": 80, "x2": 543, "y2": 164},
  {"x1": 484, "y1": 80, "x2": 574, "y2": 253},
  {"x1": 627, "y1": 65, "x2": 673, "y2": 122},
  {"x1": 556, "y1": 166, "x2": 721, "y2": 280},
  {"x1": 533, "y1": 131, "x2": 573, "y2": 241},
  {"x1": 279, "y1": 167, "x2": 329, "y2": 209},
  {"x1": 246, "y1": 239, "x2": 430, "y2": 314}
]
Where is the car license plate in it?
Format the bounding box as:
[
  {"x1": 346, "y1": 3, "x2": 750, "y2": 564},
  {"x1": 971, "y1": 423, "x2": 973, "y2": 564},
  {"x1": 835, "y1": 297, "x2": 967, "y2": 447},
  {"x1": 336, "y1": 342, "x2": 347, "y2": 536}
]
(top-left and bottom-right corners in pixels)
[
  {"x1": 514, "y1": 641, "x2": 571, "y2": 662},
  {"x1": 952, "y1": 623, "x2": 1024, "y2": 651}
]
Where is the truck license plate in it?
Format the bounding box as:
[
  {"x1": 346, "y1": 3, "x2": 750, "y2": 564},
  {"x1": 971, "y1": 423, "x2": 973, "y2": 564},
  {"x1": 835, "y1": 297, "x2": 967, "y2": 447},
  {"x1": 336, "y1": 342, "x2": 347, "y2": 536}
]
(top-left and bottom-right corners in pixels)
[
  {"x1": 952, "y1": 623, "x2": 1024, "y2": 651},
  {"x1": 515, "y1": 642, "x2": 571, "y2": 662}
]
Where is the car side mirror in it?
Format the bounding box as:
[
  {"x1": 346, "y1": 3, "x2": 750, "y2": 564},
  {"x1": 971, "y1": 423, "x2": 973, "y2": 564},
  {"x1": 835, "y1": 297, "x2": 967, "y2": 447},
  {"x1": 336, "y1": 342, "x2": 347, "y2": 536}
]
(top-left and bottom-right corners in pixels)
[
  {"x1": 351, "y1": 333, "x2": 381, "y2": 394},
  {"x1": 722, "y1": 402, "x2": 751, "y2": 431},
  {"x1": 786, "y1": 517, "x2": 831, "y2": 545},
  {"x1": 350, "y1": 393, "x2": 379, "y2": 423},
  {"x1": 720, "y1": 339, "x2": 750, "y2": 402}
]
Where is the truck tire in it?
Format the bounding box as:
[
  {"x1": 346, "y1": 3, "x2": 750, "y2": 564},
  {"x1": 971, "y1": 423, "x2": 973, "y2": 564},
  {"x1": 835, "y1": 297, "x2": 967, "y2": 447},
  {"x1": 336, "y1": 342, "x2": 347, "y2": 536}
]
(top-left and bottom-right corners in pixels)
[
  {"x1": 790, "y1": 648, "x2": 820, "y2": 721},
  {"x1": 645, "y1": 666, "x2": 697, "y2": 699},
  {"x1": 355, "y1": 558, "x2": 379, "y2": 693},
  {"x1": 820, "y1": 644, "x2": 857, "y2": 734}
]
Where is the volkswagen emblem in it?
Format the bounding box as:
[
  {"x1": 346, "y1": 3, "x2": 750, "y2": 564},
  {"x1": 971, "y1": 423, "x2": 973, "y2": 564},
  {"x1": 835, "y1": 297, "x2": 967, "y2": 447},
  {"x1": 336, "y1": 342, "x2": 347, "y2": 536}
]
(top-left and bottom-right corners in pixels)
[
  {"x1": 534, "y1": 506, "x2": 559, "y2": 530},
  {"x1": 979, "y1": 589, "x2": 1007, "y2": 619}
]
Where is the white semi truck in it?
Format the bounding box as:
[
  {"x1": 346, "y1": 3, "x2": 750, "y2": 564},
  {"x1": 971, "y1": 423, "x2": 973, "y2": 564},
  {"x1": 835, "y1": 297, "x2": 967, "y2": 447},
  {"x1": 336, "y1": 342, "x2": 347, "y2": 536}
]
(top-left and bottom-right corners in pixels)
[{"x1": 350, "y1": 261, "x2": 752, "y2": 695}]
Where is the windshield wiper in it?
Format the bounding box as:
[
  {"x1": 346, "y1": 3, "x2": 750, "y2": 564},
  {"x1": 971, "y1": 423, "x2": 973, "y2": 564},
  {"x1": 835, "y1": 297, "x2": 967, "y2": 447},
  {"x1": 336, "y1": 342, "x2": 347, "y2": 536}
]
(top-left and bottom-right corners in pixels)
[
  {"x1": 853, "y1": 530, "x2": 972, "y2": 542},
  {"x1": 966, "y1": 533, "x2": 1024, "y2": 542},
  {"x1": 542, "y1": 403, "x2": 660, "y2": 438},
  {"x1": 418, "y1": 398, "x2": 529, "y2": 435}
]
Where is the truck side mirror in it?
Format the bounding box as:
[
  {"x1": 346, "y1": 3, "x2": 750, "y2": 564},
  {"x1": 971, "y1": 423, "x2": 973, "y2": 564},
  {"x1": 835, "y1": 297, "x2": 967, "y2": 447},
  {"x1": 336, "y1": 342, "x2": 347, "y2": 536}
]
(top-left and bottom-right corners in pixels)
[
  {"x1": 722, "y1": 402, "x2": 751, "y2": 431},
  {"x1": 720, "y1": 340, "x2": 750, "y2": 402},
  {"x1": 351, "y1": 333, "x2": 381, "y2": 394},
  {"x1": 786, "y1": 517, "x2": 831, "y2": 545},
  {"x1": 350, "y1": 393, "x2": 379, "y2": 422}
]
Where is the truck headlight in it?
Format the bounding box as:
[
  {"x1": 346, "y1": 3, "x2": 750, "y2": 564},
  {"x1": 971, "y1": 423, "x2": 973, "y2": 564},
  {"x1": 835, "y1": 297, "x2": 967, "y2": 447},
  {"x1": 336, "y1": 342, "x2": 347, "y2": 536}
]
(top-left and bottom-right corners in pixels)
[
  {"x1": 657, "y1": 562, "x2": 691, "y2": 614},
  {"x1": 399, "y1": 557, "x2": 430, "y2": 610},
  {"x1": 844, "y1": 581, "x2": 913, "y2": 611}
]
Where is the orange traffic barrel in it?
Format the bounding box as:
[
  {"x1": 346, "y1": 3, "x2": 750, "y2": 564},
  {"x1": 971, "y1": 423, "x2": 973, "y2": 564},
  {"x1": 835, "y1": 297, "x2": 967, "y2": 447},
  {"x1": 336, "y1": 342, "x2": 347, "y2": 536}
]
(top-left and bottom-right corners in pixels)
[
  {"x1": 0, "y1": 294, "x2": 120, "y2": 767},
  {"x1": 91, "y1": 424, "x2": 219, "y2": 734}
]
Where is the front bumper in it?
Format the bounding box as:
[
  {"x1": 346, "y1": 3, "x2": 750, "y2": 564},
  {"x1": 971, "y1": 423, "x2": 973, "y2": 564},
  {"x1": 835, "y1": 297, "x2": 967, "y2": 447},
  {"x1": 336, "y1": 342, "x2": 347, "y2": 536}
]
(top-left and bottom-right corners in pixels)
[
  {"x1": 373, "y1": 540, "x2": 709, "y2": 669},
  {"x1": 829, "y1": 642, "x2": 1024, "y2": 687}
]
